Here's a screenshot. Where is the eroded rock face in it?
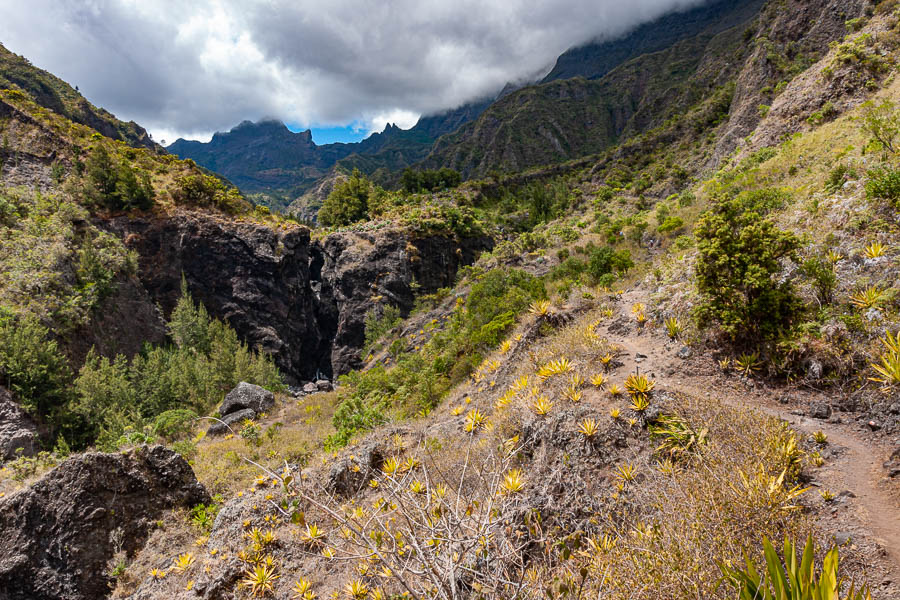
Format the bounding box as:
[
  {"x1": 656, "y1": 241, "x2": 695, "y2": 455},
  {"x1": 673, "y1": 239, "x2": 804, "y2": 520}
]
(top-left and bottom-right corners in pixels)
[
  {"x1": 0, "y1": 387, "x2": 41, "y2": 460},
  {"x1": 104, "y1": 210, "x2": 491, "y2": 381},
  {"x1": 0, "y1": 445, "x2": 209, "y2": 600},
  {"x1": 315, "y1": 229, "x2": 492, "y2": 375}
]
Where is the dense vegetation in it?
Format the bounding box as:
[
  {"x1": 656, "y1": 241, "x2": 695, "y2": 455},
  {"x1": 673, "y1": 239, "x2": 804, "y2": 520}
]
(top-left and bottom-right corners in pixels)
[{"x1": 0, "y1": 270, "x2": 283, "y2": 449}]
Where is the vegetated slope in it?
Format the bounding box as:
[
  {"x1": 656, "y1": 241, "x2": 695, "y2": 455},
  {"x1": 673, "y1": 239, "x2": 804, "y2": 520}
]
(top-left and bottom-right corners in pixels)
[
  {"x1": 0, "y1": 42, "x2": 161, "y2": 151},
  {"x1": 423, "y1": 0, "x2": 862, "y2": 179}
]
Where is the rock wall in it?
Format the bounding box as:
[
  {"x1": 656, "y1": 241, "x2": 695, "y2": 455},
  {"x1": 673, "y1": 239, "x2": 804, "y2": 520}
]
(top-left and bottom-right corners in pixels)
[
  {"x1": 104, "y1": 210, "x2": 491, "y2": 381},
  {"x1": 0, "y1": 445, "x2": 209, "y2": 600}
]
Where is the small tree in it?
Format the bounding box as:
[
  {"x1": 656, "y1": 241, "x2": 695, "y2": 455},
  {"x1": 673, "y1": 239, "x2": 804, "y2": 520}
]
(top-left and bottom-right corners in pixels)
[
  {"x1": 318, "y1": 169, "x2": 371, "y2": 227},
  {"x1": 860, "y1": 99, "x2": 900, "y2": 155},
  {"x1": 694, "y1": 195, "x2": 801, "y2": 343}
]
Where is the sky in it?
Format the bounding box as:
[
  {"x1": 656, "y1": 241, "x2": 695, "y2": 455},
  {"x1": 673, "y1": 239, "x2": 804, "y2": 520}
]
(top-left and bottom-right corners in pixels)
[{"x1": 0, "y1": 0, "x2": 710, "y2": 145}]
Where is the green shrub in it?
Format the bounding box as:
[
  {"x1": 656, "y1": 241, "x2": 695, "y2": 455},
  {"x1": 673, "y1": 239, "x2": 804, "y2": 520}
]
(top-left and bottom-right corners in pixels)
[
  {"x1": 800, "y1": 257, "x2": 836, "y2": 304},
  {"x1": 72, "y1": 284, "x2": 284, "y2": 448},
  {"x1": 587, "y1": 246, "x2": 633, "y2": 282},
  {"x1": 318, "y1": 169, "x2": 372, "y2": 227},
  {"x1": 865, "y1": 166, "x2": 900, "y2": 206},
  {"x1": 657, "y1": 216, "x2": 684, "y2": 234},
  {"x1": 0, "y1": 314, "x2": 71, "y2": 418},
  {"x1": 695, "y1": 195, "x2": 801, "y2": 343},
  {"x1": 825, "y1": 163, "x2": 858, "y2": 193},
  {"x1": 364, "y1": 304, "x2": 402, "y2": 350},
  {"x1": 153, "y1": 409, "x2": 198, "y2": 441}
]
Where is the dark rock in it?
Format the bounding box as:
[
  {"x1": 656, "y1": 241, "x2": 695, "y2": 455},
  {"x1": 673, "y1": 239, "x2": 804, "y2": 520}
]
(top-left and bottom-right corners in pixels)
[
  {"x1": 868, "y1": 420, "x2": 882, "y2": 431},
  {"x1": 219, "y1": 382, "x2": 275, "y2": 416},
  {"x1": 676, "y1": 346, "x2": 692, "y2": 359},
  {"x1": 105, "y1": 212, "x2": 491, "y2": 381},
  {"x1": 303, "y1": 382, "x2": 319, "y2": 394},
  {"x1": 0, "y1": 387, "x2": 40, "y2": 460},
  {"x1": 316, "y1": 380, "x2": 333, "y2": 392},
  {"x1": 206, "y1": 408, "x2": 256, "y2": 436},
  {"x1": 328, "y1": 443, "x2": 384, "y2": 497},
  {"x1": 808, "y1": 401, "x2": 832, "y2": 420},
  {"x1": 0, "y1": 445, "x2": 208, "y2": 600}
]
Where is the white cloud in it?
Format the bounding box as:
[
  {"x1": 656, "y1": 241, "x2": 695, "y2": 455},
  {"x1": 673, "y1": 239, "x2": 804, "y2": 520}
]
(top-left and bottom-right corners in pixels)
[{"x1": 0, "y1": 0, "x2": 710, "y2": 142}]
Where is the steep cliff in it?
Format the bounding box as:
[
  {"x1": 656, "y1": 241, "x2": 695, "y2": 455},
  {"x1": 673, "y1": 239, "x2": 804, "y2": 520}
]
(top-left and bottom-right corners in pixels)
[{"x1": 103, "y1": 210, "x2": 491, "y2": 381}]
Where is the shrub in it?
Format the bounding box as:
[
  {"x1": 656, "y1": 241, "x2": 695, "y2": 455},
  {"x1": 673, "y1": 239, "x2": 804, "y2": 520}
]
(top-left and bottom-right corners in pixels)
[
  {"x1": 657, "y1": 215, "x2": 684, "y2": 234},
  {"x1": 800, "y1": 257, "x2": 836, "y2": 305},
  {"x1": 860, "y1": 99, "x2": 900, "y2": 154},
  {"x1": 865, "y1": 165, "x2": 900, "y2": 207},
  {"x1": 825, "y1": 163, "x2": 858, "y2": 193},
  {"x1": 363, "y1": 304, "x2": 402, "y2": 350},
  {"x1": 0, "y1": 314, "x2": 71, "y2": 418},
  {"x1": 586, "y1": 246, "x2": 633, "y2": 282},
  {"x1": 318, "y1": 169, "x2": 371, "y2": 227},
  {"x1": 695, "y1": 195, "x2": 801, "y2": 343}
]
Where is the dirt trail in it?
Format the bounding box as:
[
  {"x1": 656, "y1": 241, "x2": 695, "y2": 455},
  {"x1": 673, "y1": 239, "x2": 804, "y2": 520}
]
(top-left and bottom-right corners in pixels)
[{"x1": 606, "y1": 288, "x2": 900, "y2": 583}]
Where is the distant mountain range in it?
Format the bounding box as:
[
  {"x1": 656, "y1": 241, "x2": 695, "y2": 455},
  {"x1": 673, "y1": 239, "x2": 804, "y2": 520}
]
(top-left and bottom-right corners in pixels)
[
  {"x1": 166, "y1": 0, "x2": 762, "y2": 210},
  {"x1": 166, "y1": 99, "x2": 492, "y2": 210}
]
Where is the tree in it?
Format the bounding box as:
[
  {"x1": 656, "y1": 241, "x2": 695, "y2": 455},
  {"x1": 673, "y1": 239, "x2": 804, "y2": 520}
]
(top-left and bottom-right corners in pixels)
[
  {"x1": 318, "y1": 169, "x2": 371, "y2": 227},
  {"x1": 694, "y1": 194, "x2": 801, "y2": 343},
  {"x1": 861, "y1": 99, "x2": 900, "y2": 155},
  {"x1": 84, "y1": 145, "x2": 117, "y2": 207}
]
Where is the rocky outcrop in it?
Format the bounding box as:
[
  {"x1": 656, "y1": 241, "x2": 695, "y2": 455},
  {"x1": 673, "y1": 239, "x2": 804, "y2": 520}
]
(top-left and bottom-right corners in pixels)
[
  {"x1": 0, "y1": 445, "x2": 209, "y2": 600},
  {"x1": 315, "y1": 228, "x2": 493, "y2": 374},
  {"x1": 104, "y1": 210, "x2": 491, "y2": 381},
  {"x1": 105, "y1": 210, "x2": 327, "y2": 381},
  {"x1": 0, "y1": 387, "x2": 41, "y2": 460},
  {"x1": 716, "y1": 0, "x2": 868, "y2": 162}
]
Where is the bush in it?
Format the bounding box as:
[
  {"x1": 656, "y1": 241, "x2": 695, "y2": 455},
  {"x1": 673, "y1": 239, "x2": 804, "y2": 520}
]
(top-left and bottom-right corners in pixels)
[
  {"x1": 695, "y1": 195, "x2": 801, "y2": 343},
  {"x1": 0, "y1": 314, "x2": 71, "y2": 418},
  {"x1": 72, "y1": 283, "x2": 284, "y2": 448},
  {"x1": 865, "y1": 165, "x2": 900, "y2": 207},
  {"x1": 364, "y1": 304, "x2": 402, "y2": 350},
  {"x1": 400, "y1": 168, "x2": 461, "y2": 193},
  {"x1": 318, "y1": 169, "x2": 372, "y2": 227},
  {"x1": 657, "y1": 216, "x2": 684, "y2": 234},
  {"x1": 586, "y1": 246, "x2": 633, "y2": 282}
]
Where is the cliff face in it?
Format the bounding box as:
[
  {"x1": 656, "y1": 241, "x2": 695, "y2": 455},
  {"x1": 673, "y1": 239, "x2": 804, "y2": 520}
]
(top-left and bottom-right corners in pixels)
[{"x1": 103, "y1": 210, "x2": 490, "y2": 381}]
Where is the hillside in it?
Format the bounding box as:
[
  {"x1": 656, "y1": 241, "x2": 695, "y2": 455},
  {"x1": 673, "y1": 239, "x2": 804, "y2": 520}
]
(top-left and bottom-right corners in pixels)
[
  {"x1": 0, "y1": 42, "x2": 161, "y2": 152},
  {"x1": 4, "y1": 1, "x2": 900, "y2": 600}
]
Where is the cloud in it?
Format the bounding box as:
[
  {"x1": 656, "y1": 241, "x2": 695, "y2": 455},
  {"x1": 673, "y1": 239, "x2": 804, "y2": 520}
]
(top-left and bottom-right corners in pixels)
[{"x1": 0, "y1": 0, "x2": 710, "y2": 142}]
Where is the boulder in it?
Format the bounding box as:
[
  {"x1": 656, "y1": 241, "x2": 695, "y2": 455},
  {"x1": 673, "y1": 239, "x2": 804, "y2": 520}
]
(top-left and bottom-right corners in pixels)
[
  {"x1": 206, "y1": 408, "x2": 256, "y2": 436},
  {"x1": 0, "y1": 387, "x2": 40, "y2": 460},
  {"x1": 316, "y1": 379, "x2": 333, "y2": 392},
  {"x1": 328, "y1": 443, "x2": 383, "y2": 496},
  {"x1": 0, "y1": 445, "x2": 209, "y2": 600},
  {"x1": 807, "y1": 401, "x2": 832, "y2": 420},
  {"x1": 218, "y1": 382, "x2": 275, "y2": 416},
  {"x1": 302, "y1": 382, "x2": 319, "y2": 394}
]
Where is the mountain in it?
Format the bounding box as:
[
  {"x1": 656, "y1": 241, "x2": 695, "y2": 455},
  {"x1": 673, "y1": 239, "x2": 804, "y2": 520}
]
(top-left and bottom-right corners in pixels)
[
  {"x1": 541, "y1": 0, "x2": 761, "y2": 82},
  {"x1": 0, "y1": 42, "x2": 161, "y2": 152},
  {"x1": 166, "y1": 99, "x2": 494, "y2": 210}
]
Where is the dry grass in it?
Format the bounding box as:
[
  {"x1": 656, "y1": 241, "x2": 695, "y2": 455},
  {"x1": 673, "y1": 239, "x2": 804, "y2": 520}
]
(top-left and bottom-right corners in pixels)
[{"x1": 191, "y1": 392, "x2": 337, "y2": 496}]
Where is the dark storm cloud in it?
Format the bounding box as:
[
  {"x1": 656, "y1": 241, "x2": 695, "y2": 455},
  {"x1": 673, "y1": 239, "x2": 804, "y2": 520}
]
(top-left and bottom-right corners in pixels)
[{"x1": 0, "y1": 0, "x2": 710, "y2": 141}]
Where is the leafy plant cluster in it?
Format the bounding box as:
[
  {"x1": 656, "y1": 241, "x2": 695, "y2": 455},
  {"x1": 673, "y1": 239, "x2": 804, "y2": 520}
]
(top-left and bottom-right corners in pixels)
[
  {"x1": 695, "y1": 187, "x2": 801, "y2": 344},
  {"x1": 550, "y1": 242, "x2": 634, "y2": 289},
  {"x1": 71, "y1": 280, "x2": 284, "y2": 448},
  {"x1": 78, "y1": 145, "x2": 155, "y2": 211},
  {"x1": 328, "y1": 268, "x2": 545, "y2": 448}
]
